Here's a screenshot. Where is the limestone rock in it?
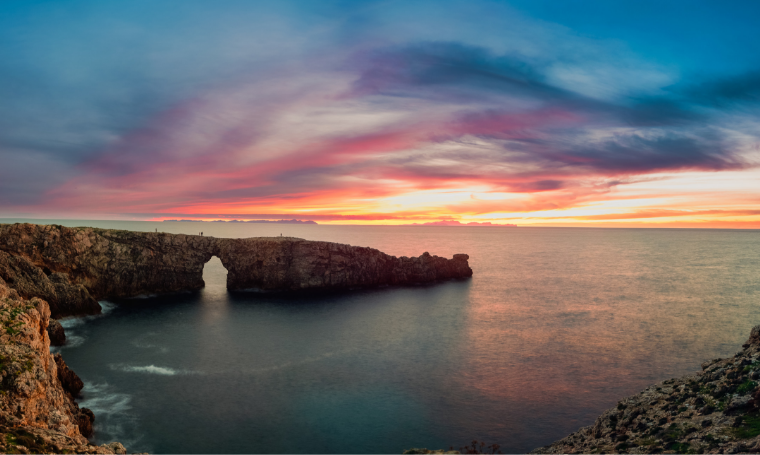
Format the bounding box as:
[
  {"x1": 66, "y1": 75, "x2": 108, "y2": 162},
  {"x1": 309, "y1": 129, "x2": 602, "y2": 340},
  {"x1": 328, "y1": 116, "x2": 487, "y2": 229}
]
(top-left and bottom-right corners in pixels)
[
  {"x1": 0, "y1": 223, "x2": 473, "y2": 309},
  {"x1": 0, "y1": 249, "x2": 100, "y2": 319},
  {"x1": 47, "y1": 319, "x2": 66, "y2": 346},
  {"x1": 77, "y1": 407, "x2": 95, "y2": 438},
  {"x1": 0, "y1": 280, "x2": 124, "y2": 453},
  {"x1": 49, "y1": 272, "x2": 101, "y2": 318},
  {"x1": 54, "y1": 353, "x2": 84, "y2": 397},
  {"x1": 217, "y1": 239, "x2": 473, "y2": 291},
  {"x1": 532, "y1": 325, "x2": 760, "y2": 454}
]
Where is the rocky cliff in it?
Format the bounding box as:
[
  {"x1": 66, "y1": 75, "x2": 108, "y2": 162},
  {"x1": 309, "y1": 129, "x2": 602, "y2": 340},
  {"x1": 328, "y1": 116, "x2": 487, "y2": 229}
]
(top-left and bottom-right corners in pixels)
[
  {"x1": 0, "y1": 278, "x2": 125, "y2": 454},
  {"x1": 217, "y1": 237, "x2": 472, "y2": 291},
  {"x1": 533, "y1": 326, "x2": 760, "y2": 454},
  {"x1": 0, "y1": 223, "x2": 473, "y2": 318}
]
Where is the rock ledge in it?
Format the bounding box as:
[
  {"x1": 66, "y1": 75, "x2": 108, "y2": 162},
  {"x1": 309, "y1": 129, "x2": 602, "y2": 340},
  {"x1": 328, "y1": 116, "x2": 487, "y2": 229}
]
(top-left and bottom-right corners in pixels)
[
  {"x1": 0, "y1": 223, "x2": 473, "y2": 318},
  {"x1": 533, "y1": 326, "x2": 760, "y2": 454},
  {"x1": 0, "y1": 278, "x2": 125, "y2": 453}
]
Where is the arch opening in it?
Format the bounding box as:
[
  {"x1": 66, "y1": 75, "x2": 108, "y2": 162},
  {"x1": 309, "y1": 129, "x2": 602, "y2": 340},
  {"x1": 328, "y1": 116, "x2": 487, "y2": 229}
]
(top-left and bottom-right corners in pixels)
[{"x1": 202, "y1": 256, "x2": 228, "y2": 291}]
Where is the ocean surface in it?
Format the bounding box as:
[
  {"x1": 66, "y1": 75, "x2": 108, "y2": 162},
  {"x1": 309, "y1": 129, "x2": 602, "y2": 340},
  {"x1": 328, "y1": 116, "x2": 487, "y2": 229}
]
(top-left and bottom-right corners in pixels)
[{"x1": 6, "y1": 220, "x2": 760, "y2": 453}]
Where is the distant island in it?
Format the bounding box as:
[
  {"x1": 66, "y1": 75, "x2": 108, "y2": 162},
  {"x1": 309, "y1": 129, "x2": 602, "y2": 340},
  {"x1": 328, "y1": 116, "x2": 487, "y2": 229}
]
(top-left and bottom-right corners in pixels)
[
  {"x1": 405, "y1": 220, "x2": 517, "y2": 227},
  {"x1": 163, "y1": 219, "x2": 318, "y2": 224}
]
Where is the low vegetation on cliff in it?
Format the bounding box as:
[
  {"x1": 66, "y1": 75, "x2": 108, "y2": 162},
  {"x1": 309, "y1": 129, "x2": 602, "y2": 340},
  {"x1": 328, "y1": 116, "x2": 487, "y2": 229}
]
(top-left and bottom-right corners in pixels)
[
  {"x1": 533, "y1": 326, "x2": 760, "y2": 454},
  {"x1": 0, "y1": 278, "x2": 125, "y2": 454}
]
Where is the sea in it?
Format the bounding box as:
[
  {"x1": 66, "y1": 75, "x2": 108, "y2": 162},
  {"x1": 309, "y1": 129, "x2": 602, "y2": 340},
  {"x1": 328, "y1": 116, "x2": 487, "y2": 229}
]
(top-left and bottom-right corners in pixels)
[{"x1": 5, "y1": 220, "x2": 760, "y2": 453}]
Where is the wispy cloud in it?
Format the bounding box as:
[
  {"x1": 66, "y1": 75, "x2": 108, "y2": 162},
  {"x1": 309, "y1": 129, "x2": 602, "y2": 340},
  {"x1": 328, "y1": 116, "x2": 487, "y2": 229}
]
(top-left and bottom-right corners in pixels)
[{"x1": 1, "y1": 1, "x2": 759, "y2": 225}]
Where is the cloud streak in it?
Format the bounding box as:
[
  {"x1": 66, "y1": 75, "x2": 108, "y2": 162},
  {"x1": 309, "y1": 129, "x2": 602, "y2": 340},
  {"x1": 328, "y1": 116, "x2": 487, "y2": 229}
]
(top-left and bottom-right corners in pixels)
[{"x1": 1, "y1": 1, "x2": 759, "y2": 225}]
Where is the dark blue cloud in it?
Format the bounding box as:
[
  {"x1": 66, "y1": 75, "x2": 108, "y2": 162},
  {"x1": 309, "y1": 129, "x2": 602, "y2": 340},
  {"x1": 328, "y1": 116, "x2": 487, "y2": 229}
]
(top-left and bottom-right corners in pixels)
[
  {"x1": 677, "y1": 71, "x2": 760, "y2": 107},
  {"x1": 1, "y1": 0, "x2": 759, "y2": 214},
  {"x1": 346, "y1": 41, "x2": 754, "y2": 175}
]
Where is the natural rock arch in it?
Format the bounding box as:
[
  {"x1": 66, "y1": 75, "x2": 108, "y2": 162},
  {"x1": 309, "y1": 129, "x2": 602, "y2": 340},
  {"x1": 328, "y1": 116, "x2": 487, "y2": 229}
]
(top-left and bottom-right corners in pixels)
[{"x1": 0, "y1": 223, "x2": 473, "y2": 318}]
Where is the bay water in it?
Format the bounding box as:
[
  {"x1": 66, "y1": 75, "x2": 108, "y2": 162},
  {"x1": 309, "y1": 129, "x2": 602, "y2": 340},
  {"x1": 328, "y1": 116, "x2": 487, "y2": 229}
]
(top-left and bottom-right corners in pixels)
[{"x1": 8, "y1": 220, "x2": 760, "y2": 453}]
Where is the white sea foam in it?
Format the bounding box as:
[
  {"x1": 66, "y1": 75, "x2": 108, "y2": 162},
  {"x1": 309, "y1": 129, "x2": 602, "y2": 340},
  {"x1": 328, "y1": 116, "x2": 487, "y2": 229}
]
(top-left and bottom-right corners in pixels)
[
  {"x1": 241, "y1": 348, "x2": 354, "y2": 375},
  {"x1": 79, "y1": 382, "x2": 132, "y2": 415},
  {"x1": 78, "y1": 382, "x2": 147, "y2": 452},
  {"x1": 131, "y1": 333, "x2": 169, "y2": 353},
  {"x1": 59, "y1": 317, "x2": 86, "y2": 328},
  {"x1": 63, "y1": 334, "x2": 85, "y2": 348},
  {"x1": 57, "y1": 301, "x2": 117, "y2": 329},
  {"x1": 109, "y1": 364, "x2": 200, "y2": 375},
  {"x1": 49, "y1": 301, "x2": 118, "y2": 353},
  {"x1": 50, "y1": 333, "x2": 86, "y2": 353},
  {"x1": 98, "y1": 300, "x2": 117, "y2": 313}
]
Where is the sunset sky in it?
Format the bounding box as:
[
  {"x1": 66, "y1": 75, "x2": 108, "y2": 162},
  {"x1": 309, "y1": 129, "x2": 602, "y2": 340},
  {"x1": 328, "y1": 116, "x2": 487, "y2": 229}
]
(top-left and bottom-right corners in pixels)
[{"x1": 1, "y1": 0, "x2": 759, "y2": 227}]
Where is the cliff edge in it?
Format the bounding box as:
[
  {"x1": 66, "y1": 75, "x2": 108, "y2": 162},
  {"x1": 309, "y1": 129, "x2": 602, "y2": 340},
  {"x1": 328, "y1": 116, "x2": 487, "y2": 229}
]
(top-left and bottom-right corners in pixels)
[
  {"x1": 533, "y1": 326, "x2": 760, "y2": 454},
  {"x1": 0, "y1": 223, "x2": 473, "y2": 318},
  {"x1": 0, "y1": 278, "x2": 125, "y2": 454}
]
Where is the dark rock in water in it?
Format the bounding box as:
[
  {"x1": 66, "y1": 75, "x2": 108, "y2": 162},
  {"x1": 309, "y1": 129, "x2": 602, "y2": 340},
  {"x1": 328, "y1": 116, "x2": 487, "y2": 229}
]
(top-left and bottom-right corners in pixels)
[
  {"x1": 48, "y1": 319, "x2": 66, "y2": 346},
  {"x1": 54, "y1": 353, "x2": 84, "y2": 397},
  {"x1": 532, "y1": 324, "x2": 760, "y2": 454},
  {"x1": 0, "y1": 223, "x2": 473, "y2": 313},
  {"x1": 77, "y1": 407, "x2": 95, "y2": 438}
]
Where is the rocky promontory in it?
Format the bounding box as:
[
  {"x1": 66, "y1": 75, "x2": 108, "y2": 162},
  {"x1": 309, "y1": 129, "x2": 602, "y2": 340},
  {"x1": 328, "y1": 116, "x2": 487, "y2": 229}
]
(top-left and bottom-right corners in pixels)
[
  {"x1": 533, "y1": 326, "x2": 760, "y2": 454},
  {"x1": 0, "y1": 278, "x2": 125, "y2": 454},
  {"x1": 0, "y1": 222, "x2": 472, "y2": 453},
  {"x1": 0, "y1": 223, "x2": 473, "y2": 318}
]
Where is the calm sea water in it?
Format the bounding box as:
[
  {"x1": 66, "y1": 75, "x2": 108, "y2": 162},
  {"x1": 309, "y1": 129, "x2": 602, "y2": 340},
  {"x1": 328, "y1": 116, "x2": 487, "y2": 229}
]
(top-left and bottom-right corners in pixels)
[{"x1": 8, "y1": 220, "x2": 760, "y2": 453}]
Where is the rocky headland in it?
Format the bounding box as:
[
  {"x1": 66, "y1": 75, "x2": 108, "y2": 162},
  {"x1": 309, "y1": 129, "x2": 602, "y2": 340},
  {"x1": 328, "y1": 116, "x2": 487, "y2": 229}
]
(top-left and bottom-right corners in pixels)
[
  {"x1": 0, "y1": 222, "x2": 472, "y2": 453},
  {"x1": 0, "y1": 278, "x2": 125, "y2": 454},
  {"x1": 533, "y1": 325, "x2": 760, "y2": 454},
  {"x1": 0, "y1": 223, "x2": 473, "y2": 319}
]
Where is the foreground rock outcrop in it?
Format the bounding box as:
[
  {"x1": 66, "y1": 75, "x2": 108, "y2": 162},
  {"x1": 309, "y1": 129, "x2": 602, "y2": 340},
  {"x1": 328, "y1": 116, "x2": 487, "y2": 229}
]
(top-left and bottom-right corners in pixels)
[
  {"x1": 533, "y1": 326, "x2": 760, "y2": 454},
  {"x1": 0, "y1": 249, "x2": 101, "y2": 318},
  {"x1": 0, "y1": 223, "x2": 473, "y2": 318},
  {"x1": 0, "y1": 278, "x2": 125, "y2": 454},
  {"x1": 47, "y1": 319, "x2": 65, "y2": 346}
]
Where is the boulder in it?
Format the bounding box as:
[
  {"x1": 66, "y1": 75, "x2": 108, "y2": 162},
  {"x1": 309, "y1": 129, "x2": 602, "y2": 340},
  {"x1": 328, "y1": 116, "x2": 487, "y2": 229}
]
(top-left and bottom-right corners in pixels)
[
  {"x1": 54, "y1": 353, "x2": 84, "y2": 397},
  {"x1": 48, "y1": 319, "x2": 66, "y2": 346}
]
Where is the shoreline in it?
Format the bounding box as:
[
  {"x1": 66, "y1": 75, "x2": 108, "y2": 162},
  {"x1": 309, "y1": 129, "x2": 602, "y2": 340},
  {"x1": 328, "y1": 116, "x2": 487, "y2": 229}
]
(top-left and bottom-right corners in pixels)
[
  {"x1": 0, "y1": 279, "x2": 126, "y2": 453},
  {"x1": 0, "y1": 222, "x2": 473, "y2": 319},
  {"x1": 4, "y1": 221, "x2": 759, "y2": 453},
  {"x1": 532, "y1": 326, "x2": 760, "y2": 454}
]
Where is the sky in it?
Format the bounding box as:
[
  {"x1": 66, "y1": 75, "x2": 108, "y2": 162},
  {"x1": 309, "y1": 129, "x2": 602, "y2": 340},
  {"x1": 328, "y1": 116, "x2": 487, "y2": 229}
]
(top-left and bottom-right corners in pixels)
[{"x1": 1, "y1": 0, "x2": 759, "y2": 227}]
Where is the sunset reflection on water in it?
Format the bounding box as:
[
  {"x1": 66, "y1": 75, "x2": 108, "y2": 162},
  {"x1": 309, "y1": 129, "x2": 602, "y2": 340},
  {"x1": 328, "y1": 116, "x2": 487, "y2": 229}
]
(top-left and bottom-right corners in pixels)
[{"x1": 50, "y1": 222, "x2": 760, "y2": 453}]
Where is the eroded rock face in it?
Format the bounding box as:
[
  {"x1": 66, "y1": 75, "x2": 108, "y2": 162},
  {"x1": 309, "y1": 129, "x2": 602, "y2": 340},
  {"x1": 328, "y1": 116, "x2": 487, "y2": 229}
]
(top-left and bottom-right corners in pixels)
[
  {"x1": 0, "y1": 224, "x2": 216, "y2": 311},
  {"x1": 47, "y1": 319, "x2": 66, "y2": 346},
  {"x1": 0, "y1": 279, "x2": 124, "y2": 453},
  {"x1": 54, "y1": 353, "x2": 84, "y2": 397},
  {"x1": 532, "y1": 326, "x2": 760, "y2": 454},
  {"x1": 0, "y1": 223, "x2": 473, "y2": 317},
  {"x1": 217, "y1": 238, "x2": 473, "y2": 291},
  {"x1": 0, "y1": 249, "x2": 101, "y2": 319},
  {"x1": 0, "y1": 222, "x2": 471, "y2": 452}
]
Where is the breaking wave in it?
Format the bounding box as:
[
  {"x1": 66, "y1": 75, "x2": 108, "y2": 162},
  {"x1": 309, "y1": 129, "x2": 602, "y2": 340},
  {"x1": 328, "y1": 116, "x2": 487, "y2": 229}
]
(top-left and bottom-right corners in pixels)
[
  {"x1": 52, "y1": 302, "x2": 117, "y2": 352},
  {"x1": 78, "y1": 382, "x2": 148, "y2": 452},
  {"x1": 131, "y1": 333, "x2": 169, "y2": 353},
  {"x1": 109, "y1": 364, "x2": 202, "y2": 376}
]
